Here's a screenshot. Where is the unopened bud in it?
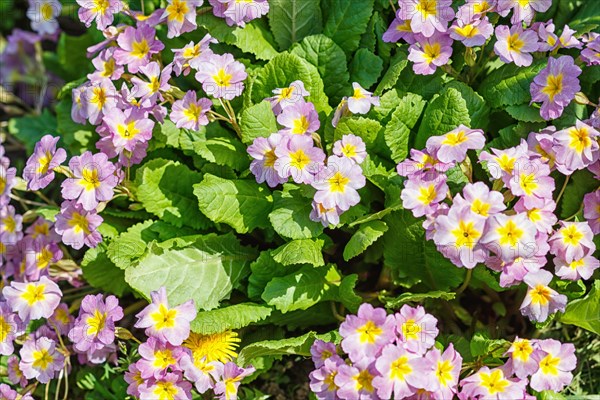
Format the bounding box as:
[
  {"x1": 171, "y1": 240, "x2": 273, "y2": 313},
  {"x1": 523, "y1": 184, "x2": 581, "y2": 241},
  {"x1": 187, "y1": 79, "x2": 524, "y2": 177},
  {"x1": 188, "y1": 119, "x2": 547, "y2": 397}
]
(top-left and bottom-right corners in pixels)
[
  {"x1": 115, "y1": 327, "x2": 135, "y2": 341},
  {"x1": 574, "y1": 92, "x2": 590, "y2": 105}
]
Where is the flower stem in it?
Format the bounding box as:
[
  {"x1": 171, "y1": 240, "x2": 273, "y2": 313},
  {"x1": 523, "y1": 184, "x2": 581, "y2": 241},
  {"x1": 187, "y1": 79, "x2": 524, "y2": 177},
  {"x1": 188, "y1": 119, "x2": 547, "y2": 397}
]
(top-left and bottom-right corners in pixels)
[
  {"x1": 555, "y1": 175, "x2": 570, "y2": 204},
  {"x1": 456, "y1": 268, "x2": 473, "y2": 295}
]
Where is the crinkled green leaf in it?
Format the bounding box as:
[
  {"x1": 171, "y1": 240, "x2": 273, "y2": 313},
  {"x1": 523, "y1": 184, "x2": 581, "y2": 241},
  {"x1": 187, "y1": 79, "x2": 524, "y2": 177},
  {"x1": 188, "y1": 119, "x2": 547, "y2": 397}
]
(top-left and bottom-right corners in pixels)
[
  {"x1": 375, "y1": 52, "x2": 408, "y2": 95},
  {"x1": 82, "y1": 243, "x2": 130, "y2": 297},
  {"x1": 134, "y1": 158, "x2": 210, "y2": 230},
  {"x1": 191, "y1": 303, "x2": 273, "y2": 334},
  {"x1": 560, "y1": 280, "x2": 600, "y2": 334},
  {"x1": 385, "y1": 93, "x2": 426, "y2": 162},
  {"x1": 248, "y1": 251, "x2": 302, "y2": 300},
  {"x1": 8, "y1": 109, "x2": 57, "y2": 153},
  {"x1": 269, "y1": 185, "x2": 324, "y2": 240},
  {"x1": 268, "y1": 0, "x2": 322, "y2": 51},
  {"x1": 194, "y1": 174, "x2": 273, "y2": 234},
  {"x1": 382, "y1": 291, "x2": 456, "y2": 309},
  {"x1": 445, "y1": 81, "x2": 491, "y2": 130},
  {"x1": 333, "y1": 117, "x2": 381, "y2": 147},
  {"x1": 323, "y1": 0, "x2": 375, "y2": 55},
  {"x1": 505, "y1": 104, "x2": 545, "y2": 123},
  {"x1": 240, "y1": 101, "x2": 278, "y2": 144},
  {"x1": 349, "y1": 48, "x2": 383, "y2": 89},
  {"x1": 271, "y1": 239, "x2": 325, "y2": 266},
  {"x1": 125, "y1": 233, "x2": 257, "y2": 311},
  {"x1": 560, "y1": 169, "x2": 598, "y2": 218},
  {"x1": 183, "y1": 125, "x2": 250, "y2": 171},
  {"x1": 343, "y1": 220, "x2": 388, "y2": 261}
]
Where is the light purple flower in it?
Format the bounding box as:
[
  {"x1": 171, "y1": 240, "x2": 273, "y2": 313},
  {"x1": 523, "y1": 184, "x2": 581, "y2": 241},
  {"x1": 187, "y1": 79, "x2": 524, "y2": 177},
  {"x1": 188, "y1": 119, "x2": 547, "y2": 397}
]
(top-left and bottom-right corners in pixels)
[
  {"x1": 172, "y1": 35, "x2": 217, "y2": 76},
  {"x1": 23, "y1": 237, "x2": 63, "y2": 281},
  {"x1": 582, "y1": 36, "x2": 600, "y2": 66},
  {"x1": 215, "y1": 0, "x2": 269, "y2": 27},
  {"x1": 479, "y1": 141, "x2": 529, "y2": 183},
  {"x1": 76, "y1": 0, "x2": 123, "y2": 30},
  {"x1": 19, "y1": 337, "x2": 64, "y2": 383},
  {"x1": 408, "y1": 32, "x2": 453, "y2": 75},
  {"x1": 0, "y1": 205, "x2": 23, "y2": 245},
  {"x1": 460, "y1": 182, "x2": 506, "y2": 217},
  {"x1": 266, "y1": 80, "x2": 310, "y2": 115},
  {"x1": 426, "y1": 125, "x2": 485, "y2": 163},
  {"x1": 309, "y1": 356, "x2": 343, "y2": 400},
  {"x1": 180, "y1": 353, "x2": 218, "y2": 394},
  {"x1": 68, "y1": 293, "x2": 123, "y2": 353},
  {"x1": 493, "y1": 25, "x2": 538, "y2": 67},
  {"x1": 274, "y1": 135, "x2": 325, "y2": 185},
  {"x1": 102, "y1": 107, "x2": 155, "y2": 152},
  {"x1": 213, "y1": 362, "x2": 255, "y2": 400},
  {"x1": 398, "y1": 0, "x2": 454, "y2": 37},
  {"x1": 460, "y1": 366, "x2": 527, "y2": 399},
  {"x1": 335, "y1": 360, "x2": 380, "y2": 400},
  {"x1": 277, "y1": 101, "x2": 320, "y2": 135},
  {"x1": 347, "y1": 83, "x2": 380, "y2": 114},
  {"x1": 400, "y1": 175, "x2": 448, "y2": 218},
  {"x1": 3, "y1": 276, "x2": 62, "y2": 321},
  {"x1": 7, "y1": 355, "x2": 28, "y2": 388},
  {"x1": 27, "y1": 0, "x2": 61, "y2": 35},
  {"x1": 396, "y1": 148, "x2": 453, "y2": 179},
  {"x1": 395, "y1": 305, "x2": 438, "y2": 354},
  {"x1": 382, "y1": 18, "x2": 415, "y2": 44},
  {"x1": 125, "y1": 362, "x2": 145, "y2": 397},
  {"x1": 134, "y1": 286, "x2": 197, "y2": 346},
  {"x1": 55, "y1": 200, "x2": 103, "y2": 250},
  {"x1": 553, "y1": 120, "x2": 600, "y2": 174},
  {"x1": 339, "y1": 303, "x2": 396, "y2": 363},
  {"x1": 311, "y1": 340, "x2": 341, "y2": 368},
  {"x1": 0, "y1": 301, "x2": 22, "y2": 356},
  {"x1": 247, "y1": 134, "x2": 288, "y2": 188},
  {"x1": 138, "y1": 372, "x2": 192, "y2": 400},
  {"x1": 530, "y1": 339, "x2": 577, "y2": 392},
  {"x1": 61, "y1": 151, "x2": 118, "y2": 211},
  {"x1": 514, "y1": 198, "x2": 557, "y2": 234},
  {"x1": 88, "y1": 47, "x2": 123, "y2": 82},
  {"x1": 137, "y1": 337, "x2": 185, "y2": 379},
  {"x1": 505, "y1": 337, "x2": 540, "y2": 379},
  {"x1": 162, "y1": 0, "x2": 203, "y2": 38},
  {"x1": 372, "y1": 344, "x2": 426, "y2": 399},
  {"x1": 195, "y1": 53, "x2": 247, "y2": 100},
  {"x1": 309, "y1": 201, "x2": 342, "y2": 227},
  {"x1": 507, "y1": 157, "x2": 555, "y2": 208},
  {"x1": 114, "y1": 26, "x2": 165, "y2": 73},
  {"x1": 415, "y1": 344, "x2": 462, "y2": 399},
  {"x1": 530, "y1": 56, "x2": 581, "y2": 120},
  {"x1": 520, "y1": 270, "x2": 567, "y2": 322},
  {"x1": 170, "y1": 91, "x2": 212, "y2": 131},
  {"x1": 131, "y1": 61, "x2": 172, "y2": 103},
  {"x1": 554, "y1": 254, "x2": 599, "y2": 281},
  {"x1": 497, "y1": 0, "x2": 552, "y2": 25},
  {"x1": 450, "y1": 17, "x2": 494, "y2": 47},
  {"x1": 333, "y1": 134, "x2": 367, "y2": 164},
  {"x1": 81, "y1": 78, "x2": 118, "y2": 125},
  {"x1": 583, "y1": 189, "x2": 600, "y2": 234},
  {"x1": 312, "y1": 156, "x2": 366, "y2": 212},
  {"x1": 480, "y1": 213, "x2": 538, "y2": 262},
  {"x1": 549, "y1": 221, "x2": 596, "y2": 262},
  {"x1": 48, "y1": 302, "x2": 73, "y2": 336},
  {"x1": 456, "y1": 0, "x2": 497, "y2": 21}
]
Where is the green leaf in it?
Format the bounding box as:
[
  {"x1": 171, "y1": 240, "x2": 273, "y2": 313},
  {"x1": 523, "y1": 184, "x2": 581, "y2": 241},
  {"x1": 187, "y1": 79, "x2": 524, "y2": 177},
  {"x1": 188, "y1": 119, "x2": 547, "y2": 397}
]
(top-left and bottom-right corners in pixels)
[
  {"x1": 151, "y1": 119, "x2": 181, "y2": 150},
  {"x1": 269, "y1": 185, "x2": 324, "y2": 240},
  {"x1": 349, "y1": 48, "x2": 383, "y2": 89},
  {"x1": 385, "y1": 93, "x2": 426, "y2": 162},
  {"x1": 560, "y1": 280, "x2": 600, "y2": 335},
  {"x1": 445, "y1": 81, "x2": 491, "y2": 130},
  {"x1": 248, "y1": 251, "x2": 302, "y2": 300},
  {"x1": 375, "y1": 52, "x2": 408, "y2": 95},
  {"x1": 382, "y1": 291, "x2": 456, "y2": 309},
  {"x1": 268, "y1": 0, "x2": 322, "y2": 51},
  {"x1": 560, "y1": 169, "x2": 599, "y2": 218},
  {"x1": 333, "y1": 117, "x2": 381, "y2": 147},
  {"x1": 290, "y1": 34, "x2": 349, "y2": 104},
  {"x1": 396, "y1": 70, "x2": 444, "y2": 100},
  {"x1": 56, "y1": 31, "x2": 101, "y2": 80},
  {"x1": 271, "y1": 239, "x2": 325, "y2": 266},
  {"x1": 56, "y1": 99, "x2": 95, "y2": 154},
  {"x1": 343, "y1": 220, "x2": 388, "y2": 261},
  {"x1": 479, "y1": 61, "x2": 547, "y2": 109},
  {"x1": 106, "y1": 220, "x2": 159, "y2": 270},
  {"x1": 194, "y1": 174, "x2": 273, "y2": 234},
  {"x1": 8, "y1": 109, "x2": 57, "y2": 153},
  {"x1": 339, "y1": 274, "x2": 362, "y2": 313},
  {"x1": 81, "y1": 244, "x2": 130, "y2": 297},
  {"x1": 191, "y1": 303, "x2": 273, "y2": 334},
  {"x1": 237, "y1": 330, "x2": 339, "y2": 366},
  {"x1": 470, "y1": 332, "x2": 510, "y2": 358},
  {"x1": 323, "y1": 0, "x2": 375, "y2": 55},
  {"x1": 183, "y1": 125, "x2": 250, "y2": 171},
  {"x1": 240, "y1": 101, "x2": 278, "y2": 144},
  {"x1": 125, "y1": 233, "x2": 257, "y2": 311},
  {"x1": 251, "y1": 53, "x2": 331, "y2": 114},
  {"x1": 262, "y1": 264, "x2": 342, "y2": 312},
  {"x1": 505, "y1": 104, "x2": 545, "y2": 123},
  {"x1": 134, "y1": 159, "x2": 210, "y2": 230},
  {"x1": 415, "y1": 87, "x2": 471, "y2": 149}
]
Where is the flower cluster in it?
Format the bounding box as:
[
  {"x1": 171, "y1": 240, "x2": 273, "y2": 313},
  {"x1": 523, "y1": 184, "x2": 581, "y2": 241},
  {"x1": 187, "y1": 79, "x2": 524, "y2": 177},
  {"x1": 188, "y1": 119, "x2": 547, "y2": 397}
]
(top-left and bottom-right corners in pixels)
[
  {"x1": 248, "y1": 81, "x2": 377, "y2": 226},
  {"x1": 309, "y1": 303, "x2": 577, "y2": 399},
  {"x1": 398, "y1": 118, "x2": 599, "y2": 322}
]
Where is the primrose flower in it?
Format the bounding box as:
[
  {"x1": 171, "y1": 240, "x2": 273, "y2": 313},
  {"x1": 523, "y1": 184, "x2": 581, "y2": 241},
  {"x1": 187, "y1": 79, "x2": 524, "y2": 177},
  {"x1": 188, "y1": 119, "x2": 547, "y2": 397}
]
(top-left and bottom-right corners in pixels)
[
  {"x1": 102, "y1": 107, "x2": 155, "y2": 152},
  {"x1": 76, "y1": 0, "x2": 123, "y2": 30},
  {"x1": 81, "y1": 78, "x2": 117, "y2": 125},
  {"x1": 247, "y1": 134, "x2": 288, "y2": 188},
  {"x1": 333, "y1": 134, "x2": 367, "y2": 164},
  {"x1": 583, "y1": 190, "x2": 600, "y2": 234},
  {"x1": 170, "y1": 91, "x2": 212, "y2": 131},
  {"x1": 398, "y1": 0, "x2": 454, "y2": 37},
  {"x1": 23, "y1": 238, "x2": 63, "y2": 280},
  {"x1": 582, "y1": 36, "x2": 600, "y2": 66},
  {"x1": 19, "y1": 337, "x2": 64, "y2": 384},
  {"x1": 335, "y1": 361, "x2": 380, "y2": 400},
  {"x1": 416, "y1": 344, "x2": 462, "y2": 399},
  {"x1": 554, "y1": 254, "x2": 599, "y2": 281},
  {"x1": 88, "y1": 47, "x2": 123, "y2": 82},
  {"x1": 266, "y1": 80, "x2": 310, "y2": 115},
  {"x1": 456, "y1": 0, "x2": 497, "y2": 21},
  {"x1": 497, "y1": 0, "x2": 551, "y2": 25},
  {"x1": 507, "y1": 157, "x2": 555, "y2": 208},
  {"x1": 339, "y1": 303, "x2": 396, "y2": 363},
  {"x1": 125, "y1": 363, "x2": 145, "y2": 397},
  {"x1": 479, "y1": 141, "x2": 529, "y2": 183},
  {"x1": 135, "y1": 286, "x2": 197, "y2": 346},
  {"x1": 530, "y1": 56, "x2": 582, "y2": 120},
  {"x1": 180, "y1": 353, "x2": 218, "y2": 394},
  {"x1": 131, "y1": 62, "x2": 172, "y2": 103},
  {"x1": 162, "y1": 0, "x2": 202, "y2": 38},
  {"x1": 514, "y1": 198, "x2": 557, "y2": 234},
  {"x1": 0, "y1": 301, "x2": 21, "y2": 356},
  {"x1": 61, "y1": 151, "x2": 118, "y2": 211},
  {"x1": 71, "y1": 86, "x2": 87, "y2": 124},
  {"x1": 138, "y1": 372, "x2": 193, "y2": 400},
  {"x1": 527, "y1": 128, "x2": 556, "y2": 166},
  {"x1": 396, "y1": 149, "x2": 452, "y2": 179},
  {"x1": 114, "y1": 26, "x2": 165, "y2": 73},
  {"x1": 347, "y1": 82, "x2": 380, "y2": 114},
  {"x1": 48, "y1": 303, "x2": 73, "y2": 336},
  {"x1": 433, "y1": 202, "x2": 488, "y2": 268},
  {"x1": 553, "y1": 120, "x2": 600, "y2": 174},
  {"x1": 450, "y1": 17, "x2": 494, "y2": 47},
  {"x1": 373, "y1": 344, "x2": 426, "y2": 399},
  {"x1": 520, "y1": 270, "x2": 567, "y2": 322},
  {"x1": 458, "y1": 182, "x2": 506, "y2": 218},
  {"x1": 309, "y1": 356, "x2": 343, "y2": 400},
  {"x1": 310, "y1": 201, "x2": 343, "y2": 227},
  {"x1": 480, "y1": 213, "x2": 538, "y2": 262},
  {"x1": 311, "y1": 340, "x2": 341, "y2": 369},
  {"x1": 549, "y1": 221, "x2": 596, "y2": 262},
  {"x1": 277, "y1": 101, "x2": 320, "y2": 135},
  {"x1": 426, "y1": 125, "x2": 485, "y2": 163},
  {"x1": 312, "y1": 156, "x2": 366, "y2": 212},
  {"x1": 408, "y1": 33, "x2": 453, "y2": 75},
  {"x1": 0, "y1": 206, "x2": 23, "y2": 245},
  {"x1": 7, "y1": 355, "x2": 28, "y2": 388},
  {"x1": 3, "y1": 276, "x2": 61, "y2": 321},
  {"x1": 195, "y1": 53, "x2": 247, "y2": 100},
  {"x1": 382, "y1": 17, "x2": 416, "y2": 44},
  {"x1": 137, "y1": 337, "x2": 185, "y2": 379},
  {"x1": 26, "y1": 0, "x2": 61, "y2": 35},
  {"x1": 505, "y1": 337, "x2": 539, "y2": 379},
  {"x1": 68, "y1": 293, "x2": 123, "y2": 353},
  {"x1": 494, "y1": 25, "x2": 539, "y2": 67},
  {"x1": 536, "y1": 21, "x2": 581, "y2": 51},
  {"x1": 395, "y1": 305, "x2": 438, "y2": 354},
  {"x1": 214, "y1": 0, "x2": 269, "y2": 27},
  {"x1": 460, "y1": 366, "x2": 527, "y2": 399},
  {"x1": 213, "y1": 362, "x2": 255, "y2": 400},
  {"x1": 400, "y1": 175, "x2": 448, "y2": 218},
  {"x1": 172, "y1": 35, "x2": 217, "y2": 76},
  {"x1": 529, "y1": 339, "x2": 577, "y2": 392},
  {"x1": 274, "y1": 134, "x2": 325, "y2": 185}
]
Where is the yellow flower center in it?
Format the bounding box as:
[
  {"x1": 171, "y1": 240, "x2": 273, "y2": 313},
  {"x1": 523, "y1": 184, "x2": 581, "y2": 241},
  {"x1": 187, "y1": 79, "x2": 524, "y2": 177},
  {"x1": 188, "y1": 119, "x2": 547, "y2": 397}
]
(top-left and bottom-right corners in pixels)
[
  {"x1": 33, "y1": 222, "x2": 50, "y2": 238},
  {"x1": 561, "y1": 225, "x2": 583, "y2": 246},
  {"x1": 324, "y1": 371, "x2": 338, "y2": 391},
  {"x1": 80, "y1": 168, "x2": 101, "y2": 191},
  {"x1": 183, "y1": 44, "x2": 201, "y2": 59},
  {"x1": 539, "y1": 354, "x2": 561, "y2": 375},
  {"x1": 183, "y1": 103, "x2": 203, "y2": 123},
  {"x1": 90, "y1": 87, "x2": 107, "y2": 110},
  {"x1": 471, "y1": 199, "x2": 491, "y2": 216},
  {"x1": 480, "y1": 370, "x2": 510, "y2": 395},
  {"x1": 153, "y1": 381, "x2": 178, "y2": 400},
  {"x1": 568, "y1": 126, "x2": 591, "y2": 154},
  {"x1": 280, "y1": 87, "x2": 294, "y2": 99},
  {"x1": 86, "y1": 309, "x2": 107, "y2": 336},
  {"x1": 527, "y1": 208, "x2": 541, "y2": 222},
  {"x1": 390, "y1": 356, "x2": 412, "y2": 380},
  {"x1": 0, "y1": 315, "x2": 11, "y2": 342},
  {"x1": 455, "y1": 23, "x2": 479, "y2": 38},
  {"x1": 41, "y1": 3, "x2": 54, "y2": 20},
  {"x1": 397, "y1": 20, "x2": 412, "y2": 32},
  {"x1": 263, "y1": 149, "x2": 277, "y2": 168},
  {"x1": 154, "y1": 349, "x2": 177, "y2": 369},
  {"x1": 36, "y1": 247, "x2": 54, "y2": 270},
  {"x1": 354, "y1": 369, "x2": 375, "y2": 393},
  {"x1": 496, "y1": 154, "x2": 516, "y2": 173},
  {"x1": 507, "y1": 33, "x2": 525, "y2": 52},
  {"x1": 451, "y1": 220, "x2": 481, "y2": 249},
  {"x1": 519, "y1": 173, "x2": 538, "y2": 196},
  {"x1": 213, "y1": 68, "x2": 232, "y2": 87},
  {"x1": 102, "y1": 59, "x2": 116, "y2": 78},
  {"x1": 416, "y1": 0, "x2": 437, "y2": 17},
  {"x1": 131, "y1": 39, "x2": 150, "y2": 59},
  {"x1": 473, "y1": 1, "x2": 490, "y2": 13},
  {"x1": 32, "y1": 349, "x2": 54, "y2": 371},
  {"x1": 357, "y1": 320, "x2": 382, "y2": 344},
  {"x1": 150, "y1": 304, "x2": 178, "y2": 330},
  {"x1": 530, "y1": 284, "x2": 552, "y2": 305},
  {"x1": 36, "y1": 152, "x2": 52, "y2": 174},
  {"x1": 402, "y1": 319, "x2": 422, "y2": 341},
  {"x1": 417, "y1": 184, "x2": 437, "y2": 205},
  {"x1": 512, "y1": 339, "x2": 533, "y2": 362},
  {"x1": 148, "y1": 76, "x2": 161, "y2": 94},
  {"x1": 436, "y1": 360, "x2": 454, "y2": 387},
  {"x1": 352, "y1": 88, "x2": 365, "y2": 100},
  {"x1": 117, "y1": 121, "x2": 141, "y2": 139},
  {"x1": 93, "y1": 0, "x2": 109, "y2": 13},
  {"x1": 328, "y1": 172, "x2": 350, "y2": 193},
  {"x1": 570, "y1": 259, "x2": 585, "y2": 270},
  {"x1": 21, "y1": 283, "x2": 46, "y2": 305},
  {"x1": 497, "y1": 220, "x2": 524, "y2": 247},
  {"x1": 166, "y1": 0, "x2": 189, "y2": 22},
  {"x1": 291, "y1": 116, "x2": 310, "y2": 134},
  {"x1": 423, "y1": 42, "x2": 442, "y2": 63},
  {"x1": 341, "y1": 143, "x2": 357, "y2": 158},
  {"x1": 442, "y1": 131, "x2": 468, "y2": 146},
  {"x1": 289, "y1": 149, "x2": 311, "y2": 170},
  {"x1": 541, "y1": 74, "x2": 564, "y2": 102},
  {"x1": 2, "y1": 216, "x2": 16, "y2": 234}
]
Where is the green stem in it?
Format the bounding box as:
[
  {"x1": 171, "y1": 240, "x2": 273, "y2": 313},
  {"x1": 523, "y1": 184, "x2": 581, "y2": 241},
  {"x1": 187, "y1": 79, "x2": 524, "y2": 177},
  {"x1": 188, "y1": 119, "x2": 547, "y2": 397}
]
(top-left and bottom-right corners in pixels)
[
  {"x1": 456, "y1": 269, "x2": 473, "y2": 295},
  {"x1": 555, "y1": 175, "x2": 570, "y2": 205}
]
